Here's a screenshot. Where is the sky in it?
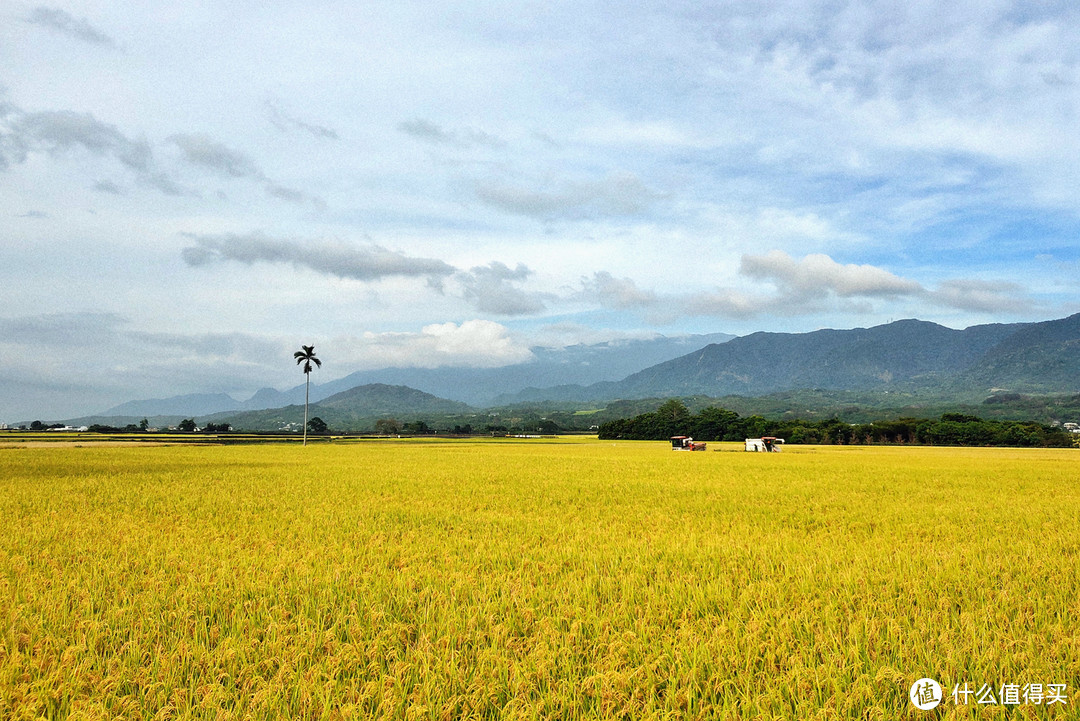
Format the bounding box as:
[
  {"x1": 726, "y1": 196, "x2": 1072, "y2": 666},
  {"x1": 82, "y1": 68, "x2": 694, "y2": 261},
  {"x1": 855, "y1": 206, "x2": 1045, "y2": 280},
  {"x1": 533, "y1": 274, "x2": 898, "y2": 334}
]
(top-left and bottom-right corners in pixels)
[{"x1": 3, "y1": 0, "x2": 1080, "y2": 420}]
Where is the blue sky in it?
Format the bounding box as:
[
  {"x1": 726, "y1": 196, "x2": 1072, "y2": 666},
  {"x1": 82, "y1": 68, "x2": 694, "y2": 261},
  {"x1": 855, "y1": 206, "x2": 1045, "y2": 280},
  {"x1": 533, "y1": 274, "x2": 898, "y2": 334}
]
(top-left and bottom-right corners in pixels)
[{"x1": 3, "y1": 0, "x2": 1080, "y2": 419}]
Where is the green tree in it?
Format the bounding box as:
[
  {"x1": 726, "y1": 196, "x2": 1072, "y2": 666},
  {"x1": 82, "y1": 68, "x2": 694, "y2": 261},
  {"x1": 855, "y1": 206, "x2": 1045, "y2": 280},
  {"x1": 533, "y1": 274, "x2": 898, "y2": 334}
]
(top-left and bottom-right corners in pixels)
[
  {"x1": 535, "y1": 419, "x2": 559, "y2": 434},
  {"x1": 654, "y1": 399, "x2": 691, "y2": 437},
  {"x1": 691, "y1": 406, "x2": 742, "y2": 441},
  {"x1": 375, "y1": 418, "x2": 402, "y2": 435},
  {"x1": 178, "y1": 419, "x2": 196, "y2": 432},
  {"x1": 657, "y1": 399, "x2": 690, "y2": 423},
  {"x1": 403, "y1": 420, "x2": 430, "y2": 434},
  {"x1": 307, "y1": 416, "x2": 328, "y2": 434},
  {"x1": 293, "y1": 345, "x2": 322, "y2": 446}
]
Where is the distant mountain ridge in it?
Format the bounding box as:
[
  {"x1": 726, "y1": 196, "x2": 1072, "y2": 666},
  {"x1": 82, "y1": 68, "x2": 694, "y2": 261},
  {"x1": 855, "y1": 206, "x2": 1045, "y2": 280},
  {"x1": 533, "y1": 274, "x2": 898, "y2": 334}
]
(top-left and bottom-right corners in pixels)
[
  {"x1": 611, "y1": 319, "x2": 1024, "y2": 397},
  {"x1": 79, "y1": 314, "x2": 1080, "y2": 427},
  {"x1": 103, "y1": 393, "x2": 243, "y2": 418},
  {"x1": 206, "y1": 313, "x2": 1080, "y2": 430},
  {"x1": 212, "y1": 384, "x2": 473, "y2": 430},
  {"x1": 507, "y1": 313, "x2": 1080, "y2": 402},
  {"x1": 954, "y1": 313, "x2": 1080, "y2": 392},
  {"x1": 275, "y1": 332, "x2": 736, "y2": 408},
  {"x1": 91, "y1": 331, "x2": 735, "y2": 419}
]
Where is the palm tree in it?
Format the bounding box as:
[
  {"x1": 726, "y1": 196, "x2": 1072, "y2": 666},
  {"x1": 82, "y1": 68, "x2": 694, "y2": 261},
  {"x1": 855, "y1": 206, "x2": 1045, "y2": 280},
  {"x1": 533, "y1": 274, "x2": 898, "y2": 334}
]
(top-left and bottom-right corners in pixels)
[{"x1": 294, "y1": 345, "x2": 321, "y2": 445}]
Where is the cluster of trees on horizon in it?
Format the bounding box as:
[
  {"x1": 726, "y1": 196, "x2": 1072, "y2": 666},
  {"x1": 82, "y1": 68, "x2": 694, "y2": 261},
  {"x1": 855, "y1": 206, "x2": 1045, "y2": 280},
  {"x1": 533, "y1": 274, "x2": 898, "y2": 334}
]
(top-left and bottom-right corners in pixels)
[
  {"x1": 80, "y1": 419, "x2": 235, "y2": 433},
  {"x1": 12, "y1": 397, "x2": 1077, "y2": 446},
  {"x1": 597, "y1": 400, "x2": 1076, "y2": 448}
]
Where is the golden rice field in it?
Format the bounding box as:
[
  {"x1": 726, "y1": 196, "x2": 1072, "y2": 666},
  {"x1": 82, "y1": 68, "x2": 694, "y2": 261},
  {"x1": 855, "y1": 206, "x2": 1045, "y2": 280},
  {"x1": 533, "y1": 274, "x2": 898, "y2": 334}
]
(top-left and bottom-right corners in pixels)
[{"x1": 1, "y1": 437, "x2": 1078, "y2": 719}]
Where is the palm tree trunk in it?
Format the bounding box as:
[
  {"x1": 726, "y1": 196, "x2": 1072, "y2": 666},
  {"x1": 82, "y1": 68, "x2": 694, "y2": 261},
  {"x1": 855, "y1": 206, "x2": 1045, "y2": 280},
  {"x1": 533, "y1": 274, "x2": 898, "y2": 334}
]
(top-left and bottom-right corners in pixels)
[{"x1": 303, "y1": 374, "x2": 309, "y2": 446}]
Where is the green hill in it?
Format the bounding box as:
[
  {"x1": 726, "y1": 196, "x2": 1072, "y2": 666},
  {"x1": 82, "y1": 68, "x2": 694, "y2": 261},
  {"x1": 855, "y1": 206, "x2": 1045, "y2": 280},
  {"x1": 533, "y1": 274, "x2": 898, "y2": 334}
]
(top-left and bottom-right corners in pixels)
[
  {"x1": 211, "y1": 384, "x2": 475, "y2": 431},
  {"x1": 564, "y1": 314, "x2": 1080, "y2": 401}
]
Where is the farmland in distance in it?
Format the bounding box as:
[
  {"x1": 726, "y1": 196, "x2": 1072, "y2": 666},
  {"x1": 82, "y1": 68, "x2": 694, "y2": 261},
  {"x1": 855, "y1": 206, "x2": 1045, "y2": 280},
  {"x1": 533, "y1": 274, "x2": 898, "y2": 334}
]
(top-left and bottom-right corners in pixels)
[{"x1": 1, "y1": 439, "x2": 1078, "y2": 719}]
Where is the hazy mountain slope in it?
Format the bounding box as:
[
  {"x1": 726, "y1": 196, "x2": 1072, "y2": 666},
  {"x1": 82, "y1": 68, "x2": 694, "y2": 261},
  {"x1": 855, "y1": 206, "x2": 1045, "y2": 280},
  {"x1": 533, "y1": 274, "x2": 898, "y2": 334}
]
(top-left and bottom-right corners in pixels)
[
  {"x1": 102, "y1": 393, "x2": 240, "y2": 417},
  {"x1": 239, "y1": 386, "x2": 305, "y2": 410},
  {"x1": 285, "y1": 332, "x2": 736, "y2": 407},
  {"x1": 211, "y1": 384, "x2": 474, "y2": 431},
  {"x1": 88, "y1": 332, "x2": 733, "y2": 419},
  {"x1": 78, "y1": 315, "x2": 1080, "y2": 424}
]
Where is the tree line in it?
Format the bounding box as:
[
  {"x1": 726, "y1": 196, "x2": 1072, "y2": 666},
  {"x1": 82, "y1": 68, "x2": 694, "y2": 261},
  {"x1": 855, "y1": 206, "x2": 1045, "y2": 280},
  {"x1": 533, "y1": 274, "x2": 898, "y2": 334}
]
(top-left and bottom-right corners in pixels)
[{"x1": 597, "y1": 400, "x2": 1075, "y2": 447}]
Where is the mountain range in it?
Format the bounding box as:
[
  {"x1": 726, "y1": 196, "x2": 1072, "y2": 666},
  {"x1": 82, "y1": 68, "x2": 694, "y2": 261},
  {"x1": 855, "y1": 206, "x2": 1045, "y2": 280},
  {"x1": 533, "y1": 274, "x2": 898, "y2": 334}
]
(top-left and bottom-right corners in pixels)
[
  {"x1": 61, "y1": 313, "x2": 1080, "y2": 429},
  {"x1": 606, "y1": 313, "x2": 1080, "y2": 400},
  {"x1": 209, "y1": 384, "x2": 475, "y2": 432},
  {"x1": 498, "y1": 314, "x2": 1080, "y2": 403},
  {"x1": 95, "y1": 332, "x2": 734, "y2": 418}
]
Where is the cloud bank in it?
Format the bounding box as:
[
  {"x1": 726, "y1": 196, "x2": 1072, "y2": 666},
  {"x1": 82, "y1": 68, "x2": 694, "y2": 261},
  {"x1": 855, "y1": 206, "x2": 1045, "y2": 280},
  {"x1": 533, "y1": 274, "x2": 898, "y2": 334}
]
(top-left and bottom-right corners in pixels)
[
  {"x1": 24, "y1": 6, "x2": 113, "y2": 46},
  {"x1": 181, "y1": 232, "x2": 457, "y2": 282},
  {"x1": 398, "y1": 119, "x2": 502, "y2": 149},
  {"x1": 180, "y1": 233, "x2": 550, "y2": 317},
  {"x1": 740, "y1": 251, "x2": 923, "y2": 299},
  {"x1": 0, "y1": 312, "x2": 286, "y2": 419},
  {"x1": 266, "y1": 102, "x2": 339, "y2": 140},
  {"x1": 458, "y1": 262, "x2": 547, "y2": 316},
  {"x1": 168, "y1": 133, "x2": 316, "y2": 204},
  {"x1": 474, "y1": 172, "x2": 659, "y2": 220},
  {"x1": 5, "y1": 0, "x2": 1075, "y2": 420},
  {"x1": 581, "y1": 251, "x2": 1037, "y2": 321},
  {"x1": 338, "y1": 320, "x2": 534, "y2": 370}
]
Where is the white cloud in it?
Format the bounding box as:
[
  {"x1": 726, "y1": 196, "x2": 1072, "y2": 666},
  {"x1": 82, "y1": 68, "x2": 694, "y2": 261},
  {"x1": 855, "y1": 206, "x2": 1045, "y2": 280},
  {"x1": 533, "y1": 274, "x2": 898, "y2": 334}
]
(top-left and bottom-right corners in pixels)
[
  {"x1": 574, "y1": 118, "x2": 704, "y2": 148},
  {"x1": 595, "y1": 251, "x2": 1039, "y2": 323},
  {"x1": 182, "y1": 232, "x2": 456, "y2": 282},
  {"x1": 3, "y1": 0, "x2": 1077, "y2": 416},
  {"x1": 474, "y1": 171, "x2": 660, "y2": 220},
  {"x1": 398, "y1": 119, "x2": 503, "y2": 149},
  {"x1": 740, "y1": 251, "x2": 923, "y2": 298},
  {"x1": 266, "y1": 101, "x2": 339, "y2": 140},
  {"x1": 681, "y1": 289, "x2": 778, "y2": 321},
  {"x1": 0, "y1": 105, "x2": 192, "y2": 195},
  {"x1": 929, "y1": 279, "x2": 1037, "y2": 314},
  {"x1": 456, "y1": 262, "x2": 547, "y2": 316},
  {"x1": 168, "y1": 133, "x2": 262, "y2": 179},
  {"x1": 6, "y1": 109, "x2": 150, "y2": 172},
  {"x1": 0, "y1": 312, "x2": 287, "y2": 419},
  {"x1": 23, "y1": 6, "x2": 114, "y2": 46},
  {"x1": 578, "y1": 271, "x2": 658, "y2": 309},
  {"x1": 529, "y1": 322, "x2": 664, "y2": 349},
  {"x1": 339, "y1": 320, "x2": 534, "y2": 369},
  {"x1": 168, "y1": 133, "x2": 317, "y2": 204}
]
